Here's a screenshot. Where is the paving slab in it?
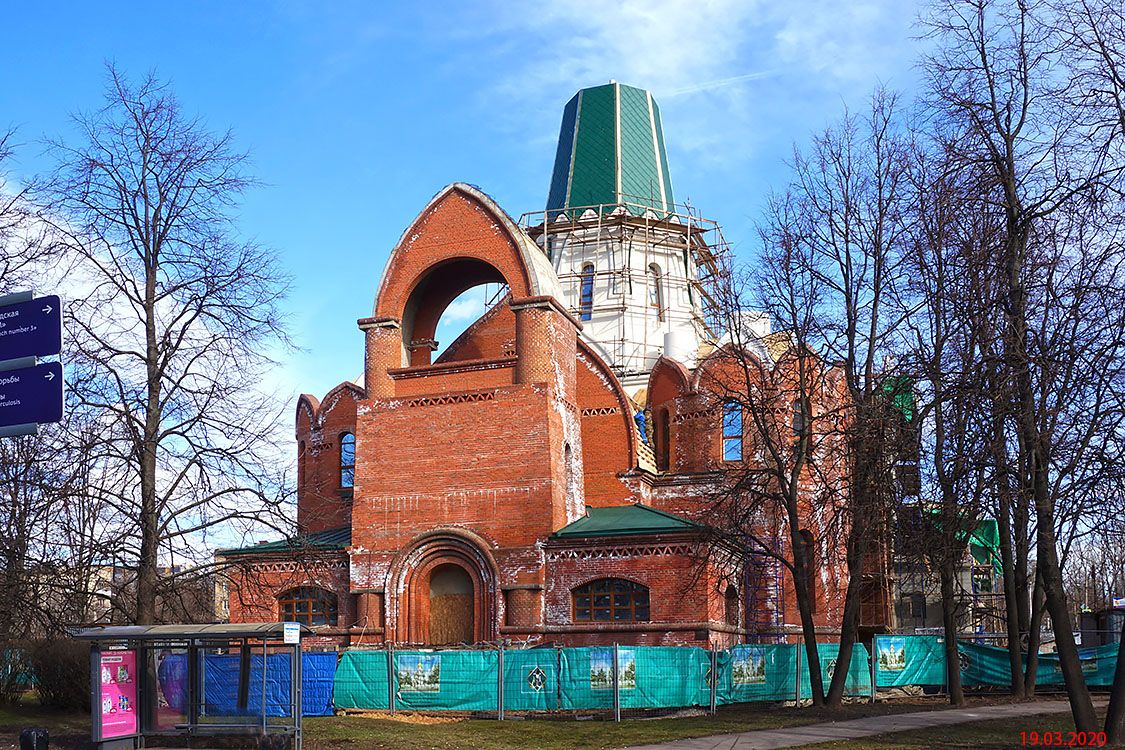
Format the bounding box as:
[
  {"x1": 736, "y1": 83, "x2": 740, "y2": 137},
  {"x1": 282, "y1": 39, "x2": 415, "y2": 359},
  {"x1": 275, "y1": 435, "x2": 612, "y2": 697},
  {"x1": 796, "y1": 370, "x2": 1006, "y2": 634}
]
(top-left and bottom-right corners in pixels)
[{"x1": 626, "y1": 699, "x2": 1093, "y2": 750}]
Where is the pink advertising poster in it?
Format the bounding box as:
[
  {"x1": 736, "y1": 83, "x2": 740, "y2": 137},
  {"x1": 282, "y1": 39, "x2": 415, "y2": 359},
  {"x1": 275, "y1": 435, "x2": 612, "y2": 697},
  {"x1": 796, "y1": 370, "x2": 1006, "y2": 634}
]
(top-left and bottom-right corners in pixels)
[{"x1": 98, "y1": 650, "x2": 138, "y2": 739}]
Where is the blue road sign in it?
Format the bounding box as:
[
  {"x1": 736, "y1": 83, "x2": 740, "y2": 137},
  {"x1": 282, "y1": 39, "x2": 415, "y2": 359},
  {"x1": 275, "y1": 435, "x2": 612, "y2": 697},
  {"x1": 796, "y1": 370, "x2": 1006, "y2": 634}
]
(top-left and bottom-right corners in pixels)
[
  {"x1": 0, "y1": 362, "x2": 63, "y2": 428},
  {"x1": 0, "y1": 294, "x2": 62, "y2": 362}
]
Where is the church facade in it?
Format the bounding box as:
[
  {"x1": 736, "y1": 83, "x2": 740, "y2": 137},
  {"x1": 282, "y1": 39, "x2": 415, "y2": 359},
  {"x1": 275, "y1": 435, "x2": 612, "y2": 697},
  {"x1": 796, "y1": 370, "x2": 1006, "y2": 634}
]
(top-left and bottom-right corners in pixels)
[{"x1": 219, "y1": 83, "x2": 872, "y2": 649}]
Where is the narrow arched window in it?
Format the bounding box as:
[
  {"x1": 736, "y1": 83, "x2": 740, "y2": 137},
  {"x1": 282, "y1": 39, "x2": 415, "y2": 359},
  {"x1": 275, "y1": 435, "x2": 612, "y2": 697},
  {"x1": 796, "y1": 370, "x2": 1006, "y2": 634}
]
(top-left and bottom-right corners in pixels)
[
  {"x1": 724, "y1": 585, "x2": 740, "y2": 626},
  {"x1": 279, "y1": 587, "x2": 338, "y2": 626},
  {"x1": 656, "y1": 408, "x2": 671, "y2": 472},
  {"x1": 579, "y1": 264, "x2": 595, "y2": 321},
  {"x1": 298, "y1": 440, "x2": 306, "y2": 490},
  {"x1": 340, "y1": 432, "x2": 356, "y2": 489},
  {"x1": 648, "y1": 263, "x2": 664, "y2": 321},
  {"x1": 572, "y1": 578, "x2": 649, "y2": 622},
  {"x1": 797, "y1": 529, "x2": 817, "y2": 614},
  {"x1": 722, "y1": 402, "x2": 742, "y2": 461},
  {"x1": 792, "y1": 398, "x2": 807, "y2": 436}
]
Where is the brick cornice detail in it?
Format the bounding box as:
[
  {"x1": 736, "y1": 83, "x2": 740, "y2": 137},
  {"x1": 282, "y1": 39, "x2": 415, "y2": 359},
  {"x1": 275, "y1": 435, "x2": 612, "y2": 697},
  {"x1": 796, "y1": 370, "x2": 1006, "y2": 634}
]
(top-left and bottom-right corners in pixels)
[
  {"x1": 388, "y1": 356, "x2": 517, "y2": 380},
  {"x1": 508, "y1": 295, "x2": 584, "y2": 331},
  {"x1": 357, "y1": 316, "x2": 401, "y2": 331},
  {"x1": 544, "y1": 542, "x2": 696, "y2": 561}
]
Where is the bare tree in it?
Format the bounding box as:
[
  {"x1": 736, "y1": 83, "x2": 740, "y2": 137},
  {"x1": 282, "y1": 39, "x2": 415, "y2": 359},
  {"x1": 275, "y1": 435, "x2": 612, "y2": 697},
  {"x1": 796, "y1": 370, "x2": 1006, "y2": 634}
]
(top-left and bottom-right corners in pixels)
[
  {"x1": 40, "y1": 67, "x2": 294, "y2": 625},
  {"x1": 698, "y1": 222, "x2": 848, "y2": 706},
  {"x1": 898, "y1": 133, "x2": 1004, "y2": 706},
  {"x1": 765, "y1": 88, "x2": 913, "y2": 708},
  {"x1": 923, "y1": 0, "x2": 1125, "y2": 730}
]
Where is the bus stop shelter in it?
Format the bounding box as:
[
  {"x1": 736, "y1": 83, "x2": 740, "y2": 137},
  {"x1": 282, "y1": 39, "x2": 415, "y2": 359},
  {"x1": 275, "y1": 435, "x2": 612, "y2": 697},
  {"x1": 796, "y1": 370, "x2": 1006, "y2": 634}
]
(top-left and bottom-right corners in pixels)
[{"x1": 72, "y1": 622, "x2": 310, "y2": 750}]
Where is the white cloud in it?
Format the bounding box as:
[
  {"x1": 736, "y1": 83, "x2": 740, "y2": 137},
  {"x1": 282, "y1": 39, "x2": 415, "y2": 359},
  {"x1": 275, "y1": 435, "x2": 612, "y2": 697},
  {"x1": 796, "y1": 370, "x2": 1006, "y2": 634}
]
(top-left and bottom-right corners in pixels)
[{"x1": 472, "y1": 0, "x2": 922, "y2": 172}]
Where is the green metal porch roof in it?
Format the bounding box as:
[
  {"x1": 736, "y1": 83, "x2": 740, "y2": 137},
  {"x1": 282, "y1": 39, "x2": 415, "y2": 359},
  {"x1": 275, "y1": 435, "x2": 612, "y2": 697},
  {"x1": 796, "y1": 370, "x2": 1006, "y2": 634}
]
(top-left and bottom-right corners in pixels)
[
  {"x1": 217, "y1": 526, "x2": 350, "y2": 557},
  {"x1": 553, "y1": 503, "x2": 700, "y2": 539}
]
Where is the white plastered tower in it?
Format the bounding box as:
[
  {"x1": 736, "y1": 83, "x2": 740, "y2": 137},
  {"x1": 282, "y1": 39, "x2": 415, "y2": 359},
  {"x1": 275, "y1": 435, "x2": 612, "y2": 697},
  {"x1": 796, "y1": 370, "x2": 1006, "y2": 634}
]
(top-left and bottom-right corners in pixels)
[{"x1": 520, "y1": 81, "x2": 728, "y2": 398}]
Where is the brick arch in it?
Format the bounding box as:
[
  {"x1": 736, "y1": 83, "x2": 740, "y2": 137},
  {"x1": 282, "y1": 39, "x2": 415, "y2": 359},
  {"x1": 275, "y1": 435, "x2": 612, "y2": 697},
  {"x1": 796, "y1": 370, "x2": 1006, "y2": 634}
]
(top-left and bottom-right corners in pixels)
[
  {"x1": 295, "y1": 381, "x2": 364, "y2": 430},
  {"x1": 646, "y1": 356, "x2": 693, "y2": 408},
  {"x1": 387, "y1": 527, "x2": 501, "y2": 644},
  {"x1": 689, "y1": 342, "x2": 771, "y2": 395},
  {"x1": 372, "y1": 183, "x2": 564, "y2": 326}
]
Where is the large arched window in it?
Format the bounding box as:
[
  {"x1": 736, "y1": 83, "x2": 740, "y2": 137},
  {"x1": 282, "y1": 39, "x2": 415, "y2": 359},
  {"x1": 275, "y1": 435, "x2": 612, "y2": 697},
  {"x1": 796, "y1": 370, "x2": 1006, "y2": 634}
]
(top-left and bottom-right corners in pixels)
[
  {"x1": 340, "y1": 432, "x2": 355, "y2": 489},
  {"x1": 579, "y1": 264, "x2": 595, "y2": 321},
  {"x1": 572, "y1": 578, "x2": 649, "y2": 622},
  {"x1": 722, "y1": 401, "x2": 742, "y2": 461},
  {"x1": 648, "y1": 263, "x2": 664, "y2": 321},
  {"x1": 279, "y1": 587, "x2": 338, "y2": 626}
]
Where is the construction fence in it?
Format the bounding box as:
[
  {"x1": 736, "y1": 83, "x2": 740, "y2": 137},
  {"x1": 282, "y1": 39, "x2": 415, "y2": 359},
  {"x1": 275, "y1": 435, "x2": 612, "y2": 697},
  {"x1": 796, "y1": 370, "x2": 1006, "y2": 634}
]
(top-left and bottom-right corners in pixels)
[{"x1": 328, "y1": 637, "x2": 1121, "y2": 717}]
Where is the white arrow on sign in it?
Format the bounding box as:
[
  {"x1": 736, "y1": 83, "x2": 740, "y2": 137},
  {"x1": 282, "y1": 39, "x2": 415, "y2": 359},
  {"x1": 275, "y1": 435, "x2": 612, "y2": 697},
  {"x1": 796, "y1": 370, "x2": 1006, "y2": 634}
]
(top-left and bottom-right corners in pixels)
[
  {"x1": 42, "y1": 304, "x2": 53, "y2": 314},
  {"x1": 44, "y1": 371, "x2": 55, "y2": 381}
]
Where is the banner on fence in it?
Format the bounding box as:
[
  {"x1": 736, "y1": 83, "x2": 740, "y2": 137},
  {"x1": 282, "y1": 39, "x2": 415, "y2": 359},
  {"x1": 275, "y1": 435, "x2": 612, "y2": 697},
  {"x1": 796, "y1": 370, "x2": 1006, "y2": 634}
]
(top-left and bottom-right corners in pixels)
[{"x1": 874, "y1": 635, "x2": 947, "y2": 688}]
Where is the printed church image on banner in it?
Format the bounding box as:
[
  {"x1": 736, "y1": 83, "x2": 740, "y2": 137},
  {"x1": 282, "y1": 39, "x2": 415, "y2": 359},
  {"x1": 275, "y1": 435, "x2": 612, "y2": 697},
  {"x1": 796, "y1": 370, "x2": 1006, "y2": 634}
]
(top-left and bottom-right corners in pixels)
[{"x1": 217, "y1": 82, "x2": 889, "y2": 648}]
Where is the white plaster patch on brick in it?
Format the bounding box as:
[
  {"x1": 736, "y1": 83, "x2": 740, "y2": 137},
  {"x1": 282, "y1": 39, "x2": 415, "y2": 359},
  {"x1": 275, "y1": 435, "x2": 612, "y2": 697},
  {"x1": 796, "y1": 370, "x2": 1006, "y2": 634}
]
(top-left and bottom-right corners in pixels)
[{"x1": 576, "y1": 350, "x2": 614, "y2": 391}]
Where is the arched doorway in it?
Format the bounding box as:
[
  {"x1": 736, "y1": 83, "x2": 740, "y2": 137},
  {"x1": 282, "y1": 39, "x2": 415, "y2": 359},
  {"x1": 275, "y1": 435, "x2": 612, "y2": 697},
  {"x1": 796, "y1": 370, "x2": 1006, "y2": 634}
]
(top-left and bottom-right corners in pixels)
[
  {"x1": 428, "y1": 563, "x2": 474, "y2": 644},
  {"x1": 393, "y1": 530, "x2": 500, "y2": 644}
]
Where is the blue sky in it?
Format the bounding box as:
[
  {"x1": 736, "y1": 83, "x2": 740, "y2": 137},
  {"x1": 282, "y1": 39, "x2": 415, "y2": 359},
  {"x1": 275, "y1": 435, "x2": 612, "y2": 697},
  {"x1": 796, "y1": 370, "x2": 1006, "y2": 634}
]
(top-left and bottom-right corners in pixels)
[{"x1": 3, "y1": 0, "x2": 924, "y2": 403}]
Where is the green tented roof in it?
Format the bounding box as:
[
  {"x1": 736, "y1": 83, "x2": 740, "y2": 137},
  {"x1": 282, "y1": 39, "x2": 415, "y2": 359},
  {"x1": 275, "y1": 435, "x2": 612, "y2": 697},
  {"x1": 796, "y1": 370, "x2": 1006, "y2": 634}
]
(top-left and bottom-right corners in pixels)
[
  {"x1": 968, "y1": 518, "x2": 1001, "y2": 567},
  {"x1": 217, "y1": 526, "x2": 350, "y2": 557},
  {"x1": 880, "y1": 376, "x2": 915, "y2": 421},
  {"x1": 553, "y1": 503, "x2": 700, "y2": 539},
  {"x1": 546, "y1": 82, "x2": 675, "y2": 213}
]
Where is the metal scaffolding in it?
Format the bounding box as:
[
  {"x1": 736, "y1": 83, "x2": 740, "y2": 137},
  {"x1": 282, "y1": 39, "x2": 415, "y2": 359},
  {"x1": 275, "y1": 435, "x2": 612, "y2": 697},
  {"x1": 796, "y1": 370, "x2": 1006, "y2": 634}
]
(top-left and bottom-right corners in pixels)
[{"x1": 519, "y1": 195, "x2": 731, "y2": 383}]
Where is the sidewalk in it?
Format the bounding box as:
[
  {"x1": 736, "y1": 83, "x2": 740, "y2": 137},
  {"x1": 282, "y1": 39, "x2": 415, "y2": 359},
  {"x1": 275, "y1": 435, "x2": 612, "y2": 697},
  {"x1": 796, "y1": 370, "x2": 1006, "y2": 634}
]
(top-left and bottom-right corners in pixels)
[{"x1": 626, "y1": 700, "x2": 1087, "y2": 750}]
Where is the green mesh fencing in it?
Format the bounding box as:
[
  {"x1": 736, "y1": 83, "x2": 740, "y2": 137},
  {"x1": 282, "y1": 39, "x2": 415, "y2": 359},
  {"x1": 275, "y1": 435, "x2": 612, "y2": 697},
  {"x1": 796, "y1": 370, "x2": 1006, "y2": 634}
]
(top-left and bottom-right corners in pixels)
[
  {"x1": 958, "y1": 640, "x2": 1119, "y2": 688},
  {"x1": 502, "y1": 648, "x2": 559, "y2": 711},
  {"x1": 958, "y1": 641, "x2": 1064, "y2": 687},
  {"x1": 559, "y1": 646, "x2": 711, "y2": 710},
  {"x1": 394, "y1": 650, "x2": 499, "y2": 711},
  {"x1": 333, "y1": 650, "x2": 390, "y2": 710},
  {"x1": 874, "y1": 635, "x2": 947, "y2": 688},
  {"x1": 335, "y1": 638, "x2": 1125, "y2": 713},
  {"x1": 557, "y1": 647, "x2": 618, "y2": 710},
  {"x1": 619, "y1": 647, "x2": 710, "y2": 709},
  {"x1": 799, "y1": 642, "x2": 872, "y2": 699},
  {"x1": 1080, "y1": 643, "x2": 1122, "y2": 688},
  {"x1": 719, "y1": 644, "x2": 798, "y2": 703}
]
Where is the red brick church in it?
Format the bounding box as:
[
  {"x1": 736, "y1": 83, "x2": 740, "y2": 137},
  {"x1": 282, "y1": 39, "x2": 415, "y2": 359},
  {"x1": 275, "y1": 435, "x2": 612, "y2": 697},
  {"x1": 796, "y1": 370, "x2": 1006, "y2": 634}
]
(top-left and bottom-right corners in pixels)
[{"x1": 219, "y1": 83, "x2": 863, "y2": 648}]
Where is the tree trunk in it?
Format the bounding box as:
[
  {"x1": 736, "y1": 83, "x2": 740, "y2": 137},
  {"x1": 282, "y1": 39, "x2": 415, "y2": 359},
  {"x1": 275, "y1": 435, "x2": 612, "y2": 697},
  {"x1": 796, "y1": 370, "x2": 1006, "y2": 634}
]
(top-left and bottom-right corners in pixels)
[
  {"x1": 939, "y1": 558, "x2": 965, "y2": 706},
  {"x1": 826, "y1": 525, "x2": 865, "y2": 708},
  {"x1": 137, "y1": 232, "x2": 161, "y2": 626},
  {"x1": 1034, "y1": 500, "x2": 1097, "y2": 732},
  {"x1": 792, "y1": 549, "x2": 825, "y2": 706},
  {"x1": 1024, "y1": 569, "x2": 1045, "y2": 696}
]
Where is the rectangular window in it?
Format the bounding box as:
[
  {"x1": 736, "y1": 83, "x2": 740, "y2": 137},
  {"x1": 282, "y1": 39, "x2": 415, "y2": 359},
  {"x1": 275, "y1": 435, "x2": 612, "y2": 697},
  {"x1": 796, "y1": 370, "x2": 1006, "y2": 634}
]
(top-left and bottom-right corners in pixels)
[{"x1": 722, "y1": 402, "x2": 742, "y2": 461}]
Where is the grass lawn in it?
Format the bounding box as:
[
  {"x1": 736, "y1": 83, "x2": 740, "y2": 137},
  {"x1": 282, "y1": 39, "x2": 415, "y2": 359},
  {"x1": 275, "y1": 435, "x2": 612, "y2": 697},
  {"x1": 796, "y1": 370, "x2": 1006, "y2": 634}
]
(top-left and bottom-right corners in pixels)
[{"x1": 0, "y1": 697, "x2": 1070, "y2": 750}]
